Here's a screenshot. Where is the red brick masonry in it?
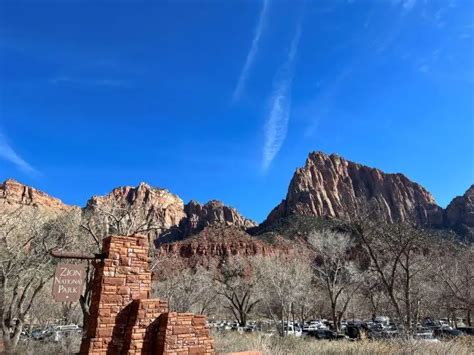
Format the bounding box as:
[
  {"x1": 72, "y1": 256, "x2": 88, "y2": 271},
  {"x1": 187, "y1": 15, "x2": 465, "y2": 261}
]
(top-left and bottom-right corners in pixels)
[{"x1": 79, "y1": 235, "x2": 214, "y2": 355}]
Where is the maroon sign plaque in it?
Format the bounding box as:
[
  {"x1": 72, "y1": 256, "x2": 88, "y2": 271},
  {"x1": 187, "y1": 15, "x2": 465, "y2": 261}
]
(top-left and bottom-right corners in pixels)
[{"x1": 52, "y1": 264, "x2": 85, "y2": 302}]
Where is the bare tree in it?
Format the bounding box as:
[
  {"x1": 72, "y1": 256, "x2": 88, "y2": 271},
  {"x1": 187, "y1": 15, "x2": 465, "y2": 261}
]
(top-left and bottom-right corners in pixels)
[
  {"x1": 308, "y1": 230, "x2": 366, "y2": 332},
  {"x1": 359, "y1": 273, "x2": 385, "y2": 319},
  {"x1": 153, "y1": 266, "x2": 216, "y2": 315},
  {"x1": 80, "y1": 205, "x2": 163, "y2": 249},
  {"x1": 353, "y1": 221, "x2": 433, "y2": 334},
  {"x1": 254, "y1": 256, "x2": 313, "y2": 336},
  {"x1": 0, "y1": 208, "x2": 74, "y2": 353},
  {"x1": 212, "y1": 256, "x2": 260, "y2": 327},
  {"x1": 436, "y1": 245, "x2": 473, "y2": 326}
]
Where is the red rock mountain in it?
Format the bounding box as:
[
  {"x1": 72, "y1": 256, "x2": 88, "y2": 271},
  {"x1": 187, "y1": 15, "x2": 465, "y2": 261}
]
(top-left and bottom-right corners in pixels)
[
  {"x1": 84, "y1": 182, "x2": 256, "y2": 241},
  {"x1": 445, "y1": 185, "x2": 474, "y2": 241},
  {"x1": 1, "y1": 152, "x2": 472, "y2": 246},
  {"x1": 157, "y1": 225, "x2": 289, "y2": 269},
  {"x1": 0, "y1": 178, "x2": 72, "y2": 212},
  {"x1": 85, "y1": 182, "x2": 187, "y2": 237},
  {"x1": 182, "y1": 200, "x2": 256, "y2": 236},
  {"x1": 0, "y1": 179, "x2": 254, "y2": 244},
  {"x1": 265, "y1": 152, "x2": 444, "y2": 227}
]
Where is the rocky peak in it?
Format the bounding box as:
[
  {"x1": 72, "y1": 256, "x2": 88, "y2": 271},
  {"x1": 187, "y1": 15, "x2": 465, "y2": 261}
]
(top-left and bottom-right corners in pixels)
[
  {"x1": 445, "y1": 185, "x2": 474, "y2": 241},
  {"x1": 84, "y1": 183, "x2": 257, "y2": 243},
  {"x1": 264, "y1": 151, "x2": 444, "y2": 226},
  {"x1": 181, "y1": 199, "x2": 257, "y2": 236},
  {"x1": 0, "y1": 179, "x2": 70, "y2": 211},
  {"x1": 85, "y1": 182, "x2": 187, "y2": 232}
]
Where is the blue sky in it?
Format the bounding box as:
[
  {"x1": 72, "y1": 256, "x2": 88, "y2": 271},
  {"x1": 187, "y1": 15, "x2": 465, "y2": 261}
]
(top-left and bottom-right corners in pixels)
[{"x1": 1, "y1": 0, "x2": 473, "y2": 222}]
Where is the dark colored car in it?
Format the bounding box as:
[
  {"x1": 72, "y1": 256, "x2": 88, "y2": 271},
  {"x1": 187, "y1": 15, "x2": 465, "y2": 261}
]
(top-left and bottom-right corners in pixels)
[
  {"x1": 434, "y1": 327, "x2": 463, "y2": 339},
  {"x1": 308, "y1": 329, "x2": 348, "y2": 340},
  {"x1": 31, "y1": 329, "x2": 47, "y2": 340},
  {"x1": 346, "y1": 324, "x2": 370, "y2": 340},
  {"x1": 456, "y1": 327, "x2": 474, "y2": 336}
]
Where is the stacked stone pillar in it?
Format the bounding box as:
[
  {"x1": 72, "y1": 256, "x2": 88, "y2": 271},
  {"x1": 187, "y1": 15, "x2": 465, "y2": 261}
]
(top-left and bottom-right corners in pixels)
[{"x1": 79, "y1": 234, "x2": 214, "y2": 355}]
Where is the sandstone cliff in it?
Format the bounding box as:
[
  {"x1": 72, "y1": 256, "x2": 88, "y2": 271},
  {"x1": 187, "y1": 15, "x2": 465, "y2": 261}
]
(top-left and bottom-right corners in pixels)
[
  {"x1": 182, "y1": 200, "x2": 256, "y2": 236},
  {"x1": 264, "y1": 152, "x2": 444, "y2": 227},
  {"x1": 0, "y1": 179, "x2": 72, "y2": 212},
  {"x1": 157, "y1": 225, "x2": 289, "y2": 268},
  {"x1": 445, "y1": 185, "x2": 474, "y2": 241},
  {"x1": 84, "y1": 182, "x2": 255, "y2": 242},
  {"x1": 85, "y1": 182, "x2": 187, "y2": 234},
  {"x1": 0, "y1": 179, "x2": 257, "y2": 244},
  {"x1": 2, "y1": 153, "x2": 472, "y2": 248}
]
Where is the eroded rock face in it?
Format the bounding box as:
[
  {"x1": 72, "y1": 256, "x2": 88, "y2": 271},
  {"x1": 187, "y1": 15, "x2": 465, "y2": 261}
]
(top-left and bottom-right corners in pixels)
[
  {"x1": 0, "y1": 179, "x2": 71, "y2": 211},
  {"x1": 157, "y1": 225, "x2": 289, "y2": 268},
  {"x1": 182, "y1": 200, "x2": 256, "y2": 236},
  {"x1": 84, "y1": 183, "x2": 256, "y2": 242},
  {"x1": 265, "y1": 152, "x2": 444, "y2": 226},
  {"x1": 445, "y1": 185, "x2": 474, "y2": 241},
  {"x1": 86, "y1": 182, "x2": 187, "y2": 232}
]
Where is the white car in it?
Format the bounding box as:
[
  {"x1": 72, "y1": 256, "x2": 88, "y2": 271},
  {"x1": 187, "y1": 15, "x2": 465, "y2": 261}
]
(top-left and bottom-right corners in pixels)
[
  {"x1": 415, "y1": 329, "x2": 440, "y2": 343},
  {"x1": 303, "y1": 324, "x2": 320, "y2": 332},
  {"x1": 283, "y1": 325, "x2": 302, "y2": 337}
]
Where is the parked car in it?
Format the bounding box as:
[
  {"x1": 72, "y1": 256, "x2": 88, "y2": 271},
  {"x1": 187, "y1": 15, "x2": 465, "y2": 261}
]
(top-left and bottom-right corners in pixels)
[
  {"x1": 244, "y1": 324, "x2": 257, "y2": 332},
  {"x1": 434, "y1": 327, "x2": 464, "y2": 339},
  {"x1": 31, "y1": 329, "x2": 47, "y2": 341},
  {"x1": 346, "y1": 324, "x2": 369, "y2": 340},
  {"x1": 303, "y1": 323, "x2": 320, "y2": 333},
  {"x1": 374, "y1": 316, "x2": 390, "y2": 326},
  {"x1": 282, "y1": 324, "x2": 302, "y2": 337},
  {"x1": 308, "y1": 329, "x2": 348, "y2": 340},
  {"x1": 415, "y1": 328, "x2": 440, "y2": 343},
  {"x1": 457, "y1": 327, "x2": 474, "y2": 336}
]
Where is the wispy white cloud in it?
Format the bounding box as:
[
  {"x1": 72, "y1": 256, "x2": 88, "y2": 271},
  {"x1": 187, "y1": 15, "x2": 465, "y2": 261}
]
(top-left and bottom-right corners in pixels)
[
  {"x1": 262, "y1": 23, "x2": 302, "y2": 171},
  {"x1": 232, "y1": 0, "x2": 269, "y2": 103},
  {"x1": 0, "y1": 132, "x2": 38, "y2": 175}
]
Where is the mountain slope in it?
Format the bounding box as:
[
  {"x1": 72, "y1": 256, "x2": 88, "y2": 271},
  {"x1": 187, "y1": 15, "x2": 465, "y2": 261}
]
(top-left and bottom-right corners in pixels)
[
  {"x1": 0, "y1": 179, "x2": 255, "y2": 244},
  {"x1": 445, "y1": 185, "x2": 474, "y2": 241},
  {"x1": 0, "y1": 178, "x2": 72, "y2": 212},
  {"x1": 157, "y1": 225, "x2": 289, "y2": 269},
  {"x1": 264, "y1": 152, "x2": 444, "y2": 227}
]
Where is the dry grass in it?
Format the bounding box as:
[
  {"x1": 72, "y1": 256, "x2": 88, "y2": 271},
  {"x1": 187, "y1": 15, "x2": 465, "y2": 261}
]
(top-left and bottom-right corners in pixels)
[
  {"x1": 13, "y1": 334, "x2": 81, "y2": 355},
  {"x1": 213, "y1": 332, "x2": 474, "y2": 355},
  {"x1": 10, "y1": 331, "x2": 473, "y2": 355}
]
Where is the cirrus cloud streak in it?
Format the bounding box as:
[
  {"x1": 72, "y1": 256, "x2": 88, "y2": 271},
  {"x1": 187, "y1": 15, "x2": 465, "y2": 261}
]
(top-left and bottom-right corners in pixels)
[
  {"x1": 0, "y1": 132, "x2": 39, "y2": 175},
  {"x1": 262, "y1": 22, "x2": 302, "y2": 171},
  {"x1": 232, "y1": 0, "x2": 269, "y2": 103}
]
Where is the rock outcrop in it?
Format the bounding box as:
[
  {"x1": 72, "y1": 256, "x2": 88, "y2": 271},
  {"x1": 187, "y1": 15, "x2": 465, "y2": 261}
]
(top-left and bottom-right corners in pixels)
[
  {"x1": 2, "y1": 153, "x2": 472, "y2": 249},
  {"x1": 157, "y1": 225, "x2": 289, "y2": 269},
  {"x1": 85, "y1": 182, "x2": 187, "y2": 235},
  {"x1": 0, "y1": 178, "x2": 70, "y2": 211},
  {"x1": 445, "y1": 185, "x2": 474, "y2": 241},
  {"x1": 264, "y1": 152, "x2": 444, "y2": 227},
  {"x1": 80, "y1": 182, "x2": 257, "y2": 243},
  {"x1": 181, "y1": 200, "x2": 256, "y2": 236}
]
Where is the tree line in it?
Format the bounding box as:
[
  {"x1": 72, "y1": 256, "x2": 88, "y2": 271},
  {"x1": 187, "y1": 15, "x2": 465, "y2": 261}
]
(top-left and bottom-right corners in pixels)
[
  {"x1": 0, "y1": 205, "x2": 472, "y2": 352},
  {"x1": 153, "y1": 221, "x2": 473, "y2": 336}
]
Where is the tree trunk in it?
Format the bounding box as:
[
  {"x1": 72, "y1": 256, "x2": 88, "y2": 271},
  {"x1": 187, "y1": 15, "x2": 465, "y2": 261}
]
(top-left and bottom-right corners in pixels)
[
  {"x1": 3, "y1": 332, "x2": 13, "y2": 355},
  {"x1": 331, "y1": 302, "x2": 338, "y2": 332},
  {"x1": 10, "y1": 320, "x2": 22, "y2": 350},
  {"x1": 239, "y1": 306, "x2": 246, "y2": 327}
]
